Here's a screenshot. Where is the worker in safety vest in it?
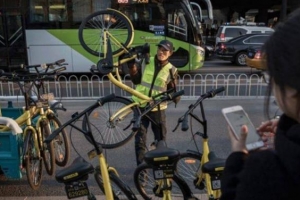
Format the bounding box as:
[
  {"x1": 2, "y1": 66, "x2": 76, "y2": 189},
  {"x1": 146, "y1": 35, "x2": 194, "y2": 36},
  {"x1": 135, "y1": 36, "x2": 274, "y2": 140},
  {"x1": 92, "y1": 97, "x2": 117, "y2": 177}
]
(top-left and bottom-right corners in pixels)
[{"x1": 128, "y1": 39, "x2": 180, "y2": 165}]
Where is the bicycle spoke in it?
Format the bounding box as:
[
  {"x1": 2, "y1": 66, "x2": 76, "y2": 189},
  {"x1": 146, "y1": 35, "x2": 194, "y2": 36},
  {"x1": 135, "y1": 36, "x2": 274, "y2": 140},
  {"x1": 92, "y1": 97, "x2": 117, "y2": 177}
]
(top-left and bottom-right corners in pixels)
[
  {"x1": 79, "y1": 9, "x2": 134, "y2": 57},
  {"x1": 84, "y1": 97, "x2": 137, "y2": 149}
]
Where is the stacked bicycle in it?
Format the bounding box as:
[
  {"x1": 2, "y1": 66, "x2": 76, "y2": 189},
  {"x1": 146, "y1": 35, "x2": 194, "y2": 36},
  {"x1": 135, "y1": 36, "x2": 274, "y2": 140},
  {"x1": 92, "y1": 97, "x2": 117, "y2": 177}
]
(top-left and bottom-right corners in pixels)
[{"x1": 0, "y1": 59, "x2": 70, "y2": 190}]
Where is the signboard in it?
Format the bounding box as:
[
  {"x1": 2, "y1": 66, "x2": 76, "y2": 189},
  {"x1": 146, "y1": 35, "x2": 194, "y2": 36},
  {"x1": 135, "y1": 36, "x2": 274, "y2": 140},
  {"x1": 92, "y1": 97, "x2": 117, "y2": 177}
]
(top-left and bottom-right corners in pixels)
[{"x1": 149, "y1": 25, "x2": 165, "y2": 36}]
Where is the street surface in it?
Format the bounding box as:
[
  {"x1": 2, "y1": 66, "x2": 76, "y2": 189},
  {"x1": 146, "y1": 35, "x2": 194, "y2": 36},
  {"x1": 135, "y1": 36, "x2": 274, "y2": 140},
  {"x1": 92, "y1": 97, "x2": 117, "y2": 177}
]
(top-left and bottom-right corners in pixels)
[{"x1": 0, "y1": 97, "x2": 278, "y2": 199}]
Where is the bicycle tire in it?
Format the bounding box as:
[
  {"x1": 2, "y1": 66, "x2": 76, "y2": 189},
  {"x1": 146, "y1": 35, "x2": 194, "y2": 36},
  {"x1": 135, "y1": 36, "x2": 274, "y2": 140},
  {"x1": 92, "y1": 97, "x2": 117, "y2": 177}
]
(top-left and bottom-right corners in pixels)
[
  {"x1": 78, "y1": 9, "x2": 134, "y2": 57},
  {"x1": 134, "y1": 163, "x2": 190, "y2": 200},
  {"x1": 176, "y1": 150, "x2": 203, "y2": 193},
  {"x1": 82, "y1": 96, "x2": 139, "y2": 149},
  {"x1": 94, "y1": 166, "x2": 137, "y2": 199},
  {"x1": 40, "y1": 120, "x2": 56, "y2": 176},
  {"x1": 24, "y1": 130, "x2": 43, "y2": 190},
  {"x1": 48, "y1": 114, "x2": 70, "y2": 167}
]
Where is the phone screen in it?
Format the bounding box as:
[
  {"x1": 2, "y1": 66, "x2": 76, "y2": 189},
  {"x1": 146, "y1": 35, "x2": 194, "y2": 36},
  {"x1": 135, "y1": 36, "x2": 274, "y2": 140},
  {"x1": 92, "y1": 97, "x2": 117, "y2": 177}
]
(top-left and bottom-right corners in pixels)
[{"x1": 224, "y1": 109, "x2": 261, "y2": 145}]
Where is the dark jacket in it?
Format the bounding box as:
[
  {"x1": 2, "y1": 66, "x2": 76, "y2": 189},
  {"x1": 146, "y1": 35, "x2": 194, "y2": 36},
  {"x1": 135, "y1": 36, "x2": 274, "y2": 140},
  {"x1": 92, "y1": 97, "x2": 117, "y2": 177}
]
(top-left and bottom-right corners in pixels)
[{"x1": 221, "y1": 114, "x2": 300, "y2": 200}]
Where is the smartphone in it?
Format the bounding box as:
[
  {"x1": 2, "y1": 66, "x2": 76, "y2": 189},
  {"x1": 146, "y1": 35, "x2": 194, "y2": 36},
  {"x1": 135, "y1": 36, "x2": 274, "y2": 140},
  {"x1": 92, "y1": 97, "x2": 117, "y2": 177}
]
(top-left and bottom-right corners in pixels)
[{"x1": 222, "y1": 105, "x2": 264, "y2": 151}]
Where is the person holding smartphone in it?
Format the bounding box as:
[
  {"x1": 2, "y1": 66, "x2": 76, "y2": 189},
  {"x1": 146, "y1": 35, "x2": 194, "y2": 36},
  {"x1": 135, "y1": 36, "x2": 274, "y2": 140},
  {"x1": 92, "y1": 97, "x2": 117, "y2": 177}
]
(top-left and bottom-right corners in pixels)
[{"x1": 221, "y1": 8, "x2": 300, "y2": 200}]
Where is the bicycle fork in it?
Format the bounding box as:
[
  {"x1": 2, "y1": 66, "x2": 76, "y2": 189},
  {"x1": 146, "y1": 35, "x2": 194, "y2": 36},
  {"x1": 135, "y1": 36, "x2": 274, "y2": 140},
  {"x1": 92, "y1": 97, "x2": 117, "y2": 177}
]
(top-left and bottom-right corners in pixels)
[{"x1": 22, "y1": 126, "x2": 41, "y2": 166}]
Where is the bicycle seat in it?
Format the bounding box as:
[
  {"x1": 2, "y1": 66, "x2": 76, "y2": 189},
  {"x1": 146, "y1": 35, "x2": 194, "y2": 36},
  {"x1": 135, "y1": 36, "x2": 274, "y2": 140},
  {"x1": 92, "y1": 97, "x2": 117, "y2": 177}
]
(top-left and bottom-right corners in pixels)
[
  {"x1": 55, "y1": 157, "x2": 94, "y2": 183},
  {"x1": 144, "y1": 140, "x2": 180, "y2": 166},
  {"x1": 202, "y1": 151, "x2": 225, "y2": 174}
]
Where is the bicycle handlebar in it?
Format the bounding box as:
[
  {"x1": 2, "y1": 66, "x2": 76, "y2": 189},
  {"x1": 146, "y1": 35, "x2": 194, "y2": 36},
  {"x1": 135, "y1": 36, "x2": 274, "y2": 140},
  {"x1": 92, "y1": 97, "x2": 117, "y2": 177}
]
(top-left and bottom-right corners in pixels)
[
  {"x1": 0, "y1": 66, "x2": 66, "y2": 81},
  {"x1": 173, "y1": 87, "x2": 225, "y2": 132},
  {"x1": 44, "y1": 93, "x2": 116, "y2": 144},
  {"x1": 132, "y1": 89, "x2": 184, "y2": 132},
  {"x1": 8, "y1": 59, "x2": 66, "y2": 72}
]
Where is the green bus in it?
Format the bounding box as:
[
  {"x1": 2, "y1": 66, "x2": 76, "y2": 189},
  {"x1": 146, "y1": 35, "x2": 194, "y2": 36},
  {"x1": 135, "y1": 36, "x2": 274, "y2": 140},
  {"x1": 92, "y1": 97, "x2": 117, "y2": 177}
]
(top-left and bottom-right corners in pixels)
[{"x1": 0, "y1": 0, "x2": 213, "y2": 73}]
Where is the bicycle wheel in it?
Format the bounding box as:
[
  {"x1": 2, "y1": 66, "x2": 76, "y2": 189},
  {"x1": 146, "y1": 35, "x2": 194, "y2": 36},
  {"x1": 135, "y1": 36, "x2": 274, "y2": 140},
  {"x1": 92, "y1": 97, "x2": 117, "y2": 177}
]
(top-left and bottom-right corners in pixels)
[
  {"x1": 176, "y1": 151, "x2": 203, "y2": 193},
  {"x1": 24, "y1": 130, "x2": 43, "y2": 190},
  {"x1": 48, "y1": 114, "x2": 70, "y2": 167},
  {"x1": 40, "y1": 120, "x2": 55, "y2": 176},
  {"x1": 82, "y1": 96, "x2": 139, "y2": 149},
  {"x1": 79, "y1": 9, "x2": 134, "y2": 57},
  {"x1": 94, "y1": 166, "x2": 137, "y2": 199},
  {"x1": 134, "y1": 163, "x2": 189, "y2": 200}
]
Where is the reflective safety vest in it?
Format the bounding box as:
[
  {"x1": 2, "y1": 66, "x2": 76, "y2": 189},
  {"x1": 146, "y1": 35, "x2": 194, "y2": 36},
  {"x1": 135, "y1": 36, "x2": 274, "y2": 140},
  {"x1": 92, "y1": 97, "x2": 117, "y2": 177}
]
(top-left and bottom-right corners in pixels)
[{"x1": 132, "y1": 58, "x2": 177, "y2": 111}]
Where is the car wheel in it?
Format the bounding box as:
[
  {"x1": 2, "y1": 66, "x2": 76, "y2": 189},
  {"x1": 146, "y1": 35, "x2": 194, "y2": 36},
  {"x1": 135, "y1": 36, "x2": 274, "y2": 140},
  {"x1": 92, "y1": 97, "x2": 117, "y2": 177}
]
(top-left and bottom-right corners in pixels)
[{"x1": 235, "y1": 52, "x2": 247, "y2": 66}]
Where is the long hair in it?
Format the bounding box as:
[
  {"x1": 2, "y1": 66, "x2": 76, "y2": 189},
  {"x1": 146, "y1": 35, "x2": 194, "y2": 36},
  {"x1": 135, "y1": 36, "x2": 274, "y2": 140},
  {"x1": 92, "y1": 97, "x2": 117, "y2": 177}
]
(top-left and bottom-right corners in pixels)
[{"x1": 263, "y1": 8, "x2": 300, "y2": 118}]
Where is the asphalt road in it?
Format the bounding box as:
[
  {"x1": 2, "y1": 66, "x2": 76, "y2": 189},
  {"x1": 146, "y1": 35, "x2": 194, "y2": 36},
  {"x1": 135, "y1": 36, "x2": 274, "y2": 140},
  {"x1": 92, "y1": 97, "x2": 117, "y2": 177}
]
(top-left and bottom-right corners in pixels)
[{"x1": 0, "y1": 97, "x2": 278, "y2": 199}]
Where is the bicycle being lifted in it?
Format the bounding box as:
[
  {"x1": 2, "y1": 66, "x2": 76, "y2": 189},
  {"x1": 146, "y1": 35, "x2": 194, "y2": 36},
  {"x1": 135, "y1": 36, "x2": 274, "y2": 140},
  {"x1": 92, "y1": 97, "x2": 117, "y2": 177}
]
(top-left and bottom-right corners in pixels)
[{"x1": 79, "y1": 8, "x2": 173, "y2": 150}]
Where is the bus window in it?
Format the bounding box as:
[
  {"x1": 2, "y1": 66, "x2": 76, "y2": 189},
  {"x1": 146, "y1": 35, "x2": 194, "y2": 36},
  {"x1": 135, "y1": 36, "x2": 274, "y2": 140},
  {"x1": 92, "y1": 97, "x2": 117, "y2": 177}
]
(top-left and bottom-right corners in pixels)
[
  {"x1": 30, "y1": 0, "x2": 67, "y2": 22},
  {"x1": 118, "y1": 2, "x2": 165, "y2": 31},
  {"x1": 72, "y1": 0, "x2": 110, "y2": 22},
  {"x1": 152, "y1": 0, "x2": 166, "y2": 20},
  {"x1": 167, "y1": 9, "x2": 188, "y2": 41}
]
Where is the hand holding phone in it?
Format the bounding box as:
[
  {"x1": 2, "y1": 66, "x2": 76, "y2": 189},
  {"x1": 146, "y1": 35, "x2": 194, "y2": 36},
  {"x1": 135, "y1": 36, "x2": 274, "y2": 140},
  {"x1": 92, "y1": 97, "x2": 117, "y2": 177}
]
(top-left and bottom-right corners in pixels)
[{"x1": 222, "y1": 105, "x2": 264, "y2": 151}]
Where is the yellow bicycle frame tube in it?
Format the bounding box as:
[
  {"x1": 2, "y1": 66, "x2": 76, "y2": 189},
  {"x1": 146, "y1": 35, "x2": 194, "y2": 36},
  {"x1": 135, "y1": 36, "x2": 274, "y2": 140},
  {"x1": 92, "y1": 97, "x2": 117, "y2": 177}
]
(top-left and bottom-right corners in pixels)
[
  {"x1": 196, "y1": 138, "x2": 222, "y2": 199},
  {"x1": 98, "y1": 154, "x2": 114, "y2": 200},
  {"x1": 109, "y1": 98, "x2": 153, "y2": 122}
]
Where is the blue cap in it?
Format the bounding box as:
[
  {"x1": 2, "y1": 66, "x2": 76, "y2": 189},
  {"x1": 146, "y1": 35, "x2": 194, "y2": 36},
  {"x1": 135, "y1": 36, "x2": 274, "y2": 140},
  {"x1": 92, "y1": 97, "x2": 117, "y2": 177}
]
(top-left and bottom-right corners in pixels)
[{"x1": 157, "y1": 40, "x2": 174, "y2": 51}]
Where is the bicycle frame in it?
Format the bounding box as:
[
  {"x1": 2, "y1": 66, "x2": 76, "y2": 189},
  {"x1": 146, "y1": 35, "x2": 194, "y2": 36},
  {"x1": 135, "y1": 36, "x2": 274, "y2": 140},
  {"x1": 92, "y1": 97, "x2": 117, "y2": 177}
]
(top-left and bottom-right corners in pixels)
[
  {"x1": 174, "y1": 87, "x2": 225, "y2": 199},
  {"x1": 102, "y1": 34, "x2": 151, "y2": 101},
  {"x1": 156, "y1": 179, "x2": 173, "y2": 200},
  {"x1": 187, "y1": 102, "x2": 218, "y2": 196},
  {"x1": 45, "y1": 94, "x2": 120, "y2": 200},
  {"x1": 133, "y1": 90, "x2": 194, "y2": 200},
  {"x1": 101, "y1": 41, "x2": 165, "y2": 130},
  {"x1": 193, "y1": 119, "x2": 221, "y2": 198}
]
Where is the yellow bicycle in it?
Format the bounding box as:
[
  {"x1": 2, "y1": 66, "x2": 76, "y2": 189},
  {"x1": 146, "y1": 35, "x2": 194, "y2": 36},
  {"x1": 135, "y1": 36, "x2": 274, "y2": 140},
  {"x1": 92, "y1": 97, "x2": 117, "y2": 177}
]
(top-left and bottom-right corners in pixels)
[
  {"x1": 133, "y1": 87, "x2": 226, "y2": 200},
  {"x1": 172, "y1": 87, "x2": 226, "y2": 200},
  {"x1": 79, "y1": 8, "x2": 177, "y2": 149},
  {"x1": 0, "y1": 76, "x2": 54, "y2": 189},
  {"x1": 0, "y1": 60, "x2": 69, "y2": 190},
  {"x1": 45, "y1": 93, "x2": 137, "y2": 200},
  {"x1": 132, "y1": 89, "x2": 199, "y2": 200}
]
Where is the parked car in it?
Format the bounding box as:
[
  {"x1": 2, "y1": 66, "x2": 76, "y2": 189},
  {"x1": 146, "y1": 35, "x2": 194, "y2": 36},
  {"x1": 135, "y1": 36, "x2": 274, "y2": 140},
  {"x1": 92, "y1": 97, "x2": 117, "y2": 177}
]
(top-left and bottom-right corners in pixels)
[
  {"x1": 215, "y1": 33, "x2": 272, "y2": 66},
  {"x1": 245, "y1": 46, "x2": 266, "y2": 70},
  {"x1": 215, "y1": 23, "x2": 274, "y2": 46}
]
